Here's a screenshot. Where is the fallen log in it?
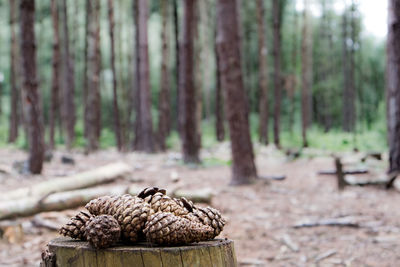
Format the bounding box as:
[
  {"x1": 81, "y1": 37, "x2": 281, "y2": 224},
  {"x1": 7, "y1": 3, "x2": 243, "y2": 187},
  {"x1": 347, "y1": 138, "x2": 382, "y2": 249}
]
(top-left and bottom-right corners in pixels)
[
  {"x1": 0, "y1": 185, "x2": 142, "y2": 220},
  {"x1": 0, "y1": 162, "x2": 131, "y2": 201},
  {"x1": 172, "y1": 188, "x2": 214, "y2": 203}
]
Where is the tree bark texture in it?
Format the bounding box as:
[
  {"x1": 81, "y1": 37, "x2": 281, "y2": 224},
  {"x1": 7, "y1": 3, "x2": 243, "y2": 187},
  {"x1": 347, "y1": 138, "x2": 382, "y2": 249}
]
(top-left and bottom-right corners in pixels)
[
  {"x1": 45, "y1": 238, "x2": 236, "y2": 267},
  {"x1": 19, "y1": 0, "x2": 45, "y2": 174},
  {"x1": 215, "y1": 31, "x2": 225, "y2": 142},
  {"x1": 173, "y1": 0, "x2": 181, "y2": 134},
  {"x1": 60, "y1": 0, "x2": 76, "y2": 149},
  {"x1": 83, "y1": 0, "x2": 90, "y2": 138},
  {"x1": 272, "y1": 0, "x2": 283, "y2": 147},
  {"x1": 256, "y1": 0, "x2": 269, "y2": 145},
  {"x1": 387, "y1": 0, "x2": 400, "y2": 173},
  {"x1": 8, "y1": 0, "x2": 19, "y2": 143},
  {"x1": 49, "y1": 0, "x2": 61, "y2": 149},
  {"x1": 134, "y1": 0, "x2": 155, "y2": 152},
  {"x1": 86, "y1": 0, "x2": 101, "y2": 152},
  {"x1": 216, "y1": 0, "x2": 257, "y2": 184},
  {"x1": 180, "y1": 0, "x2": 200, "y2": 163},
  {"x1": 107, "y1": 0, "x2": 122, "y2": 151},
  {"x1": 301, "y1": 0, "x2": 312, "y2": 147},
  {"x1": 289, "y1": 10, "x2": 298, "y2": 134},
  {"x1": 157, "y1": 0, "x2": 171, "y2": 151}
]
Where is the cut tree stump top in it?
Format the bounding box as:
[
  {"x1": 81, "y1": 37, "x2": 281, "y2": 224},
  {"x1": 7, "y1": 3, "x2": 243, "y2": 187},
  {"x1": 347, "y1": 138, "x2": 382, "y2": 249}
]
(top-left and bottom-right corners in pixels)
[{"x1": 45, "y1": 237, "x2": 237, "y2": 267}]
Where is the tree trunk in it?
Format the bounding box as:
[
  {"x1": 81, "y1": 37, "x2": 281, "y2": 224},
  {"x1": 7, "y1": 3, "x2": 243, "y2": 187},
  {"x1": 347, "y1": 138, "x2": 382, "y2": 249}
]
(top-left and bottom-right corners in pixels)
[
  {"x1": 215, "y1": 30, "x2": 225, "y2": 142},
  {"x1": 180, "y1": 0, "x2": 200, "y2": 163},
  {"x1": 86, "y1": 0, "x2": 101, "y2": 152},
  {"x1": 44, "y1": 238, "x2": 236, "y2": 267},
  {"x1": 8, "y1": 0, "x2": 19, "y2": 143},
  {"x1": 60, "y1": 0, "x2": 76, "y2": 149},
  {"x1": 342, "y1": 2, "x2": 356, "y2": 132},
  {"x1": 216, "y1": 0, "x2": 257, "y2": 185},
  {"x1": 173, "y1": 0, "x2": 180, "y2": 134},
  {"x1": 387, "y1": 0, "x2": 400, "y2": 173},
  {"x1": 134, "y1": 0, "x2": 155, "y2": 152},
  {"x1": 289, "y1": 9, "x2": 298, "y2": 134},
  {"x1": 19, "y1": 0, "x2": 45, "y2": 174},
  {"x1": 83, "y1": 0, "x2": 89, "y2": 139},
  {"x1": 272, "y1": 0, "x2": 283, "y2": 148},
  {"x1": 49, "y1": 0, "x2": 61, "y2": 149},
  {"x1": 157, "y1": 0, "x2": 171, "y2": 151},
  {"x1": 256, "y1": 0, "x2": 269, "y2": 145},
  {"x1": 107, "y1": 0, "x2": 122, "y2": 151},
  {"x1": 301, "y1": 0, "x2": 312, "y2": 147}
]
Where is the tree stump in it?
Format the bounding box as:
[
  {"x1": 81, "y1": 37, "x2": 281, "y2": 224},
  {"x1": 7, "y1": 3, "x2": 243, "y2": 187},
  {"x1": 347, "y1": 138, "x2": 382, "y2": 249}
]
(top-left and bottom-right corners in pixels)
[{"x1": 43, "y1": 237, "x2": 237, "y2": 267}]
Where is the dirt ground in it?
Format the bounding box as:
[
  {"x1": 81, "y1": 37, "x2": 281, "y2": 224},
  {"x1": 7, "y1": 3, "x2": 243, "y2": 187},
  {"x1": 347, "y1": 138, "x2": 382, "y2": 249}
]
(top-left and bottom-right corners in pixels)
[{"x1": 0, "y1": 144, "x2": 399, "y2": 267}]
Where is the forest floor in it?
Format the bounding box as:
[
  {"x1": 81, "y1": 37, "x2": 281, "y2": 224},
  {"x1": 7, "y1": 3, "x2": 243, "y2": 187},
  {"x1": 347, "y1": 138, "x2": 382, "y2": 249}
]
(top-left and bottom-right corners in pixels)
[{"x1": 0, "y1": 144, "x2": 399, "y2": 267}]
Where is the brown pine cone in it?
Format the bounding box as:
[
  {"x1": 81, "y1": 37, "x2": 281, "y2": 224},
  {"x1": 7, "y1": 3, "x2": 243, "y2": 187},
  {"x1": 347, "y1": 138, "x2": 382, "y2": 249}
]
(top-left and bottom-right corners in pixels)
[
  {"x1": 192, "y1": 207, "x2": 226, "y2": 239},
  {"x1": 137, "y1": 187, "x2": 167, "y2": 199},
  {"x1": 85, "y1": 195, "x2": 150, "y2": 242},
  {"x1": 143, "y1": 192, "x2": 190, "y2": 217},
  {"x1": 85, "y1": 215, "x2": 121, "y2": 249},
  {"x1": 143, "y1": 212, "x2": 214, "y2": 245},
  {"x1": 59, "y1": 211, "x2": 92, "y2": 240}
]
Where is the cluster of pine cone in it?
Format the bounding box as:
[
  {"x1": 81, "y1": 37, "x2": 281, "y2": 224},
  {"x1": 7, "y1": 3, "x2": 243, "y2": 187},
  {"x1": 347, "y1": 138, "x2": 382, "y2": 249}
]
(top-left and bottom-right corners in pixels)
[{"x1": 59, "y1": 187, "x2": 226, "y2": 249}]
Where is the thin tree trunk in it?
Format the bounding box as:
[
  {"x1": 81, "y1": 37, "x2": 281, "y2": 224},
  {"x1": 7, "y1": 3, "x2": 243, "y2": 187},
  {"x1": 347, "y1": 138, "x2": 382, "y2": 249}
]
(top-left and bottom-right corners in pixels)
[
  {"x1": 83, "y1": 0, "x2": 90, "y2": 138},
  {"x1": 173, "y1": 0, "x2": 180, "y2": 134},
  {"x1": 301, "y1": 0, "x2": 312, "y2": 147},
  {"x1": 289, "y1": 9, "x2": 298, "y2": 134},
  {"x1": 387, "y1": 0, "x2": 400, "y2": 173},
  {"x1": 107, "y1": 0, "x2": 122, "y2": 151},
  {"x1": 19, "y1": 0, "x2": 45, "y2": 174},
  {"x1": 157, "y1": 0, "x2": 171, "y2": 151},
  {"x1": 49, "y1": 0, "x2": 61, "y2": 149},
  {"x1": 215, "y1": 29, "x2": 225, "y2": 142},
  {"x1": 342, "y1": 2, "x2": 356, "y2": 132},
  {"x1": 60, "y1": 0, "x2": 76, "y2": 149},
  {"x1": 8, "y1": 0, "x2": 19, "y2": 143},
  {"x1": 86, "y1": 0, "x2": 101, "y2": 152},
  {"x1": 194, "y1": 0, "x2": 203, "y2": 152},
  {"x1": 134, "y1": 0, "x2": 155, "y2": 152},
  {"x1": 272, "y1": 0, "x2": 282, "y2": 147},
  {"x1": 216, "y1": 0, "x2": 257, "y2": 184},
  {"x1": 256, "y1": 0, "x2": 269, "y2": 145},
  {"x1": 180, "y1": 0, "x2": 200, "y2": 163}
]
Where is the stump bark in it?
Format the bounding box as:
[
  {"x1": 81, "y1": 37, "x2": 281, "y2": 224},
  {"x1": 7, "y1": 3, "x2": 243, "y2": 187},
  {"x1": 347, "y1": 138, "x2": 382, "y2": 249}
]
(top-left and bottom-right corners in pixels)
[{"x1": 43, "y1": 237, "x2": 237, "y2": 267}]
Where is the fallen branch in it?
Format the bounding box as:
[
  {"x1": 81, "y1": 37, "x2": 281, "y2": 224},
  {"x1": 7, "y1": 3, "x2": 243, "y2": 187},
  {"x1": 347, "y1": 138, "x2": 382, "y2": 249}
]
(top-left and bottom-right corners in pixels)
[
  {"x1": 32, "y1": 215, "x2": 60, "y2": 231},
  {"x1": 318, "y1": 169, "x2": 368, "y2": 175},
  {"x1": 314, "y1": 250, "x2": 336, "y2": 263},
  {"x1": 259, "y1": 175, "x2": 286, "y2": 181},
  {"x1": 293, "y1": 217, "x2": 360, "y2": 228},
  {"x1": 0, "y1": 185, "x2": 141, "y2": 220},
  {"x1": 280, "y1": 234, "x2": 299, "y2": 252},
  {"x1": 0, "y1": 162, "x2": 131, "y2": 201}
]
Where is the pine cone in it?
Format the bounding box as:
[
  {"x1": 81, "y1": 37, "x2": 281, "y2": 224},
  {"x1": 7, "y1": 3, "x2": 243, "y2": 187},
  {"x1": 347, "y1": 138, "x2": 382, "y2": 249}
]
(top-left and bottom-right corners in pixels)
[
  {"x1": 143, "y1": 212, "x2": 213, "y2": 245},
  {"x1": 137, "y1": 187, "x2": 167, "y2": 199},
  {"x1": 192, "y1": 207, "x2": 226, "y2": 238},
  {"x1": 85, "y1": 195, "x2": 150, "y2": 242},
  {"x1": 59, "y1": 211, "x2": 92, "y2": 240},
  {"x1": 143, "y1": 192, "x2": 190, "y2": 217},
  {"x1": 85, "y1": 215, "x2": 121, "y2": 249}
]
